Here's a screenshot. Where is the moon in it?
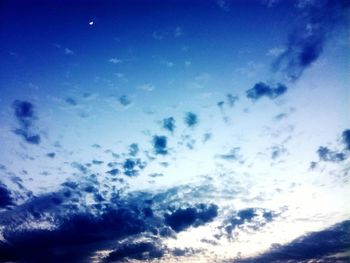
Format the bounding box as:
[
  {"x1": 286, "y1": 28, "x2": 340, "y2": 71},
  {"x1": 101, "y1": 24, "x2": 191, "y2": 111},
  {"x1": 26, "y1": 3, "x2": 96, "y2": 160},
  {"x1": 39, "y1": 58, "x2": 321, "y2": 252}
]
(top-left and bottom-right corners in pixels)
[{"x1": 89, "y1": 21, "x2": 94, "y2": 26}]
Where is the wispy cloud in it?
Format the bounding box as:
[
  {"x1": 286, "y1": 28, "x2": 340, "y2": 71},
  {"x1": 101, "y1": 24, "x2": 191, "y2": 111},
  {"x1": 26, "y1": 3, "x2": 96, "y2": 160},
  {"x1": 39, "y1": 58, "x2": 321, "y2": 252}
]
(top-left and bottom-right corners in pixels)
[{"x1": 108, "y1": 57, "x2": 122, "y2": 64}]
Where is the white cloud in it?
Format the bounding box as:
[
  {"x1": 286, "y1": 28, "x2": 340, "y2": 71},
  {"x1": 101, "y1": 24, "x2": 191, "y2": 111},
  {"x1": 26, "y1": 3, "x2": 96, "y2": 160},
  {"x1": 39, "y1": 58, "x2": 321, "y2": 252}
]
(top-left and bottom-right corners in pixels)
[
  {"x1": 188, "y1": 73, "x2": 211, "y2": 89},
  {"x1": 217, "y1": 0, "x2": 230, "y2": 11},
  {"x1": 152, "y1": 31, "x2": 164, "y2": 40},
  {"x1": 64, "y1": 48, "x2": 75, "y2": 55},
  {"x1": 174, "y1": 26, "x2": 184, "y2": 37},
  {"x1": 267, "y1": 47, "x2": 286, "y2": 57},
  {"x1": 138, "y1": 83, "x2": 155, "y2": 92},
  {"x1": 108, "y1": 58, "x2": 122, "y2": 64},
  {"x1": 161, "y1": 60, "x2": 174, "y2": 68}
]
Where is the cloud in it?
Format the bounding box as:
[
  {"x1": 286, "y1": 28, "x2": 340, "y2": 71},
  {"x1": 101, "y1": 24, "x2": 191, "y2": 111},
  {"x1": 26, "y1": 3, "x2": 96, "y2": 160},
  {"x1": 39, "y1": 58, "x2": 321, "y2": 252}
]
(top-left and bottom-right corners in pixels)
[
  {"x1": 152, "y1": 31, "x2": 164, "y2": 40},
  {"x1": 236, "y1": 220, "x2": 350, "y2": 262},
  {"x1": 223, "y1": 208, "x2": 278, "y2": 236},
  {"x1": 105, "y1": 239, "x2": 164, "y2": 262},
  {"x1": 161, "y1": 60, "x2": 174, "y2": 67},
  {"x1": 216, "y1": 147, "x2": 242, "y2": 161},
  {"x1": 272, "y1": 0, "x2": 350, "y2": 81},
  {"x1": 246, "y1": 82, "x2": 287, "y2": 101},
  {"x1": 317, "y1": 146, "x2": 346, "y2": 162},
  {"x1": 342, "y1": 129, "x2": 350, "y2": 151},
  {"x1": 13, "y1": 100, "x2": 35, "y2": 129},
  {"x1": 153, "y1": 136, "x2": 168, "y2": 155},
  {"x1": 108, "y1": 57, "x2": 122, "y2": 64},
  {"x1": 138, "y1": 83, "x2": 155, "y2": 91},
  {"x1": 217, "y1": 0, "x2": 230, "y2": 11},
  {"x1": 64, "y1": 48, "x2": 74, "y2": 55},
  {"x1": 12, "y1": 100, "x2": 41, "y2": 145},
  {"x1": 164, "y1": 203, "x2": 218, "y2": 232},
  {"x1": 188, "y1": 73, "x2": 211, "y2": 89},
  {"x1": 162, "y1": 117, "x2": 176, "y2": 133},
  {"x1": 65, "y1": 97, "x2": 77, "y2": 106},
  {"x1": 184, "y1": 112, "x2": 198, "y2": 128},
  {"x1": 0, "y1": 183, "x2": 13, "y2": 208},
  {"x1": 174, "y1": 26, "x2": 184, "y2": 37},
  {"x1": 266, "y1": 47, "x2": 286, "y2": 57},
  {"x1": 46, "y1": 152, "x2": 56, "y2": 158},
  {"x1": 123, "y1": 158, "x2": 146, "y2": 177},
  {"x1": 227, "y1": 94, "x2": 239, "y2": 107},
  {"x1": 118, "y1": 95, "x2": 132, "y2": 106},
  {"x1": 0, "y1": 206, "x2": 146, "y2": 262},
  {"x1": 129, "y1": 143, "x2": 139, "y2": 156}
]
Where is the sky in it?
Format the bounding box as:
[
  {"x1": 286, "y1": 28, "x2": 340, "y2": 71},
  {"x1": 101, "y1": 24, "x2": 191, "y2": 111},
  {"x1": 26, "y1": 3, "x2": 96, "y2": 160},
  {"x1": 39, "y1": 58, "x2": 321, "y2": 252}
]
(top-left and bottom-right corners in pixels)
[{"x1": 0, "y1": 0, "x2": 350, "y2": 262}]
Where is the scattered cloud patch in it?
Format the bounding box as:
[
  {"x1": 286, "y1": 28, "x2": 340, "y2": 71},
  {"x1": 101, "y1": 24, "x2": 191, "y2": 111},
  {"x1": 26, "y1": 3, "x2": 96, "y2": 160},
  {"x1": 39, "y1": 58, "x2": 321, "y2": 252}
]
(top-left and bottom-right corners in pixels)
[
  {"x1": 12, "y1": 100, "x2": 41, "y2": 145},
  {"x1": 236, "y1": 220, "x2": 350, "y2": 262},
  {"x1": 165, "y1": 203, "x2": 218, "y2": 232},
  {"x1": 246, "y1": 82, "x2": 287, "y2": 101},
  {"x1": 108, "y1": 57, "x2": 122, "y2": 64},
  {"x1": 317, "y1": 146, "x2": 346, "y2": 163},
  {"x1": 64, "y1": 48, "x2": 74, "y2": 55},
  {"x1": 118, "y1": 95, "x2": 132, "y2": 106},
  {"x1": 129, "y1": 143, "x2": 139, "y2": 157},
  {"x1": 226, "y1": 94, "x2": 239, "y2": 107},
  {"x1": 174, "y1": 26, "x2": 184, "y2": 37},
  {"x1": 106, "y1": 240, "x2": 164, "y2": 262},
  {"x1": 342, "y1": 129, "x2": 350, "y2": 151},
  {"x1": 153, "y1": 136, "x2": 168, "y2": 155},
  {"x1": 152, "y1": 31, "x2": 164, "y2": 40},
  {"x1": 162, "y1": 117, "x2": 176, "y2": 133},
  {"x1": 184, "y1": 112, "x2": 198, "y2": 128},
  {"x1": 272, "y1": 0, "x2": 350, "y2": 81},
  {"x1": 267, "y1": 47, "x2": 285, "y2": 57},
  {"x1": 65, "y1": 97, "x2": 77, "y2": 106},
  {"x1": 223, "y1": 208, "x2": 278, "y2": 236},
  {"x1": 217, "y1": 0, "x2": 230, "y2": 11},
  {"x1": 138, "y1": 83, "x2": 155, "y2": 92},
  {"x1": 0, "y1": 182, "x2": 13, "y2": 208}
]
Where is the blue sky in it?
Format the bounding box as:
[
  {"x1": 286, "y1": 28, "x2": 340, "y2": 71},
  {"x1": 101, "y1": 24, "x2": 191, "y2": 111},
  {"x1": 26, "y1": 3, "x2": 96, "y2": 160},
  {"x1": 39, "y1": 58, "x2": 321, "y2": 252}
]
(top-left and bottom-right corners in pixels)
[{"x1": 0, "y1": 0, "x2": 350, "y2": 262}]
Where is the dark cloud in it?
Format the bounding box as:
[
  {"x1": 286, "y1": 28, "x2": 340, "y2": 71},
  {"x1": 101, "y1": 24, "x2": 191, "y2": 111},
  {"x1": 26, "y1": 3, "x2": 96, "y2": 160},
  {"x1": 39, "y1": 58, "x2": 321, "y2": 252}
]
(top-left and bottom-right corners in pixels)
[
  {"x1": 271, "y1": 146, "x2": 287, "y2": 160},
  {"x1": 129, "y1": 143, "x2": 139, "y2": 156},
  {"x1": 235, "y1": 220, "x2": 350, "y2": 262},
  {"x1": 71, "y1": 162, "x2": 88, "y2": 174},
  {"x1": 13, "y1": 100, "x2": 35, "y2": 128},
  {"x1": 162, "y1": 117, "x2": 176, "y2": 132},
  {"x1": 342, "y1": 129, "x2": 350, "y2": 151},
  {"x1": 92, "y1": 159, "x2": 104, "y2": 165},
  {"x1": 46, "y1": 152, "x2": 56, "y2": 158},
  {"x1": 118, "y1": 95, "x2": 131, "y2": 106},
  {"x1": 106, "y1": 168, "x2": 120, "y2": 176},
  {"x1": 227, "y1": 94, "x2": 239, "y2": 107},
  {"x1": 216, "y1": 147, "x2": 241, "y2": 161},
  {"x1": 165, "y1": 203, "x2": 218, "y2": 232},
  {"x1": 223, "y1": 208, "x2": 278, "y2": 236},
  {"x1": 184, "y1": 112, "x2": 198, "y2": 128},
  {"x1": 0, "y1": 183, "x2": 219, "y2": 263},
  {"x1": 246, "y1": 82, "x2": 287, "y2": 101},
  {"x1": 105, "y1": 240, "x2": 164, "y2": 262},
  {"x1": 274, "y1": 112, "x2": 288, "y2": 121},
  {"x1": 123, "y1": 158, "x2": 146, "y2": 177},
  {"x1": 153, "y1": 135, "x2": 168, "y2": 155},
  {"x1": 0, "y1": 183, "x2": 13, "y2": 208},
  {"x1": 65, "y1": 97, "x2": 77, "y2": 106},
  {"x1": 14, "y1": 129, "x2": 41, "y2": 144},
  {"x1": 12, "y1": 100, "x2": 41, "y2": 145},
  {"x1": 272, "y1": 0, "x2": 350, "y2": 81},
  {"x1": 0, "y1": 207, "x2": 146, "y2": 262},
  {"x1": 317, "y1": 146, "x2": 346, "y2": 162}
]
